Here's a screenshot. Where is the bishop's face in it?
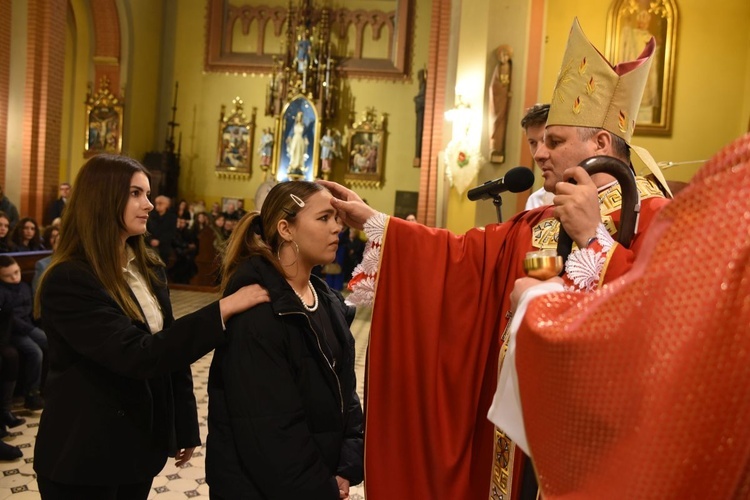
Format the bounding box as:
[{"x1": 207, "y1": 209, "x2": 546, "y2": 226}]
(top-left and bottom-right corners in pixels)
[{"x1": 536, "y1": 125, "x2": 600, "y2": 193}]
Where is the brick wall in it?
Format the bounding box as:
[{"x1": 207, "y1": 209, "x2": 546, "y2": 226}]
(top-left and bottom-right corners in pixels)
[
  {"x1": 21, "y1": 0, "x2": 67, "y2": 222},
  {"x1": 417, "y1": 0, "x2": 451, "y2": 227},
  {"x1": 0, "y1": 0, "x2": 11, "y2": 184},
  {"x1": 92, "y1": 0, "x2": 121, "y2": 92}
]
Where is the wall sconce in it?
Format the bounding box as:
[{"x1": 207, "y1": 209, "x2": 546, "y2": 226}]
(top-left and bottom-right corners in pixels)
[{"x1": 443, "y1": 95, "x2": 483, "y2": 195}]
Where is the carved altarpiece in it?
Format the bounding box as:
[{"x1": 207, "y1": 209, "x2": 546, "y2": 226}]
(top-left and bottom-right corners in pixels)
[
  {"x1": 207, "y1": 0, "x2": 408, "y2": 186},
  {"x1": 205, "y1": 0, "x2": 413, "y2": 80}
]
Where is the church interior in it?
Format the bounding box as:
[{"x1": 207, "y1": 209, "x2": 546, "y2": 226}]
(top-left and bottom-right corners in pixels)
[
  {"x1": 5, "y1": 0, "x2": 749, "y2": 232},
  {"x1": 0, "y1": 0, "x2": 749, "y2": 498}
]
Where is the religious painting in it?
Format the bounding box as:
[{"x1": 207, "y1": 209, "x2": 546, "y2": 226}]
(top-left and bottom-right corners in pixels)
[
  {"x1": 274, "y1": 95, "x2": 319, "y2": 182},
  {"x1": 605, "y1": 0, "x2": 678, "y2": 136},
  {"x1": 216, "y1": 97, "x2": 257, "y2": 178},
  {"x1": 84, "y1": 77, "x2": 123, "y2": 158},
  {"x1": 344, "y1": 108, "x2": 387, "y2": 188}
]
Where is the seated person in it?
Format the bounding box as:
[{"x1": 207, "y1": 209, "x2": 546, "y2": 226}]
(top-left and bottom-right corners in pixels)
[
  {"x1": 0, "y1": 256, "x2": 46, "y2": 409},
  {"x1": 32, "y1": 226, "x2": 60, "y2": 297},
  {"x1": 0, "y1": 213, "x2": 16, "y2": 254},
  {"x1": 0, "y1": 308, "x2": 23, "y2": 460},
  {"x1": 212, "y1": 215, "x2": 228, "y2": 253},
  {"x1": 40, "y1": 225, "x2": 59, "y2": 251},
  {"x1": 11, "y1": 217, "x2": 45, "y2": 251}
]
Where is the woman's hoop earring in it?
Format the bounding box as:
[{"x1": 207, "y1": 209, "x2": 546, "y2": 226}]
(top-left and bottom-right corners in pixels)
[{"x1": 277, "y1": 240, "x2": 299, "y2": 267}]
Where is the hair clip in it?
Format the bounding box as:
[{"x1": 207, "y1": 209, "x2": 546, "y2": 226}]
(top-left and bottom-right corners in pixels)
[{"x1": 290, "y1": 194, "x2": 305, "y2": 208}]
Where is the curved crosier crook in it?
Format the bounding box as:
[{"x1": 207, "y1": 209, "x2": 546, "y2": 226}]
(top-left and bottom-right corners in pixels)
[{"x1": 556, "y1": 155, "x2": 640, "y2": 267}]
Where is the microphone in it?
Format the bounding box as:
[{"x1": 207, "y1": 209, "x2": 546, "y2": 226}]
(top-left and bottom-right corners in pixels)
[{"x1": 467, "y1": 166, "x2": 535, "y2": 201}]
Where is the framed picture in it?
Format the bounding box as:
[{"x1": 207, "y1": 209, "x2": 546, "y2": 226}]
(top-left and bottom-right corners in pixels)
[
  {"x1": 344, "y1": 108, "x2": 387, "y2": 188},
  {"x1": 394, "y1": 190, "x2": 419, "y2": 219},
  {"x1": 605, "y1": 0, "x2": 678, "y2": 136},
  {"x1": 274, "y1": 95, "x2": 320, "y2": 182},
  {"x1": 84, "y1": 77, "x2": 123, "y2": 157},
  {"x1": 216, "y1": 97, "x2": 256, "y2": 178}
]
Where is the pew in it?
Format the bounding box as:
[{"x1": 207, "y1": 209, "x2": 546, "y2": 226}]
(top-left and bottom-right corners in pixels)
[
  {"x1": 190, "y1": 226, "x2": 220, "y2": 287},
  {"x1": 7, "y1": 250, "x2": 52, "y2": 284}
]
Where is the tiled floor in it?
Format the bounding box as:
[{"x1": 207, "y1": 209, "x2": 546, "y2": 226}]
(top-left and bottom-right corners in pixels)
[{"x1": 0, "y1": 289, "x2": 371, "y2": 499}]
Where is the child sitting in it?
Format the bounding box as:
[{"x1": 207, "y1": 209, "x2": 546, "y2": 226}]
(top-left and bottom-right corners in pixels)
[
  {"x1": 0, "y1": 255, "x2": 46, "y2": 410},
  {"x1": 0, "y1": 309, "x2": 23, "y2": 460}
]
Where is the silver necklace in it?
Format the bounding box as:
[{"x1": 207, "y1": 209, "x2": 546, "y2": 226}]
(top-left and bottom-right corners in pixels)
[{"x1": 293, "y1": 280, "x2": 319, "y2": 312}]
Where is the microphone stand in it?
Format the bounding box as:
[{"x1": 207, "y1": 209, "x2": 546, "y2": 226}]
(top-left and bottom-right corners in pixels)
[{"x1": 492, "y1": 194, "x2": 503, "y2": 222}]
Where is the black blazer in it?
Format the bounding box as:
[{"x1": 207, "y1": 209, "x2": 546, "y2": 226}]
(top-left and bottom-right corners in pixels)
[
  {"x1": 206, "y1": 256, "x2": 364, "y2": 499},
  {"x1": 34, "y1": 258, "x2": 225, "y2": 485}
]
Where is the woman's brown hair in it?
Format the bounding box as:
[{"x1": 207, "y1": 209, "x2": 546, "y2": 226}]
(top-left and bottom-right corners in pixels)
[
  {"x1": 34, "y1": 154, "x2": 162, "y2": 321},
  {"x1": 11, "y1": 217, "x2": 42, "y2": 249},
  {"x1": 220, "y1": 181, "x2": 324, "y2": 293}
]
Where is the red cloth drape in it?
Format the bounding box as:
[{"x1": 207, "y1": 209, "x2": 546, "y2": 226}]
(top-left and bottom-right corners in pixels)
[{"x1": 517, "y1": 133, "x2": 750, "y2": 499}]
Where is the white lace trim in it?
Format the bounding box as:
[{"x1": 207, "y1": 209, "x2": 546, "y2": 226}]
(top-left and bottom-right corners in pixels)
[
  {"x1": 564, "y1": 223, "x2": 614, "y2": 292},
  {"x1": 363, "y1": 212, "x2": 387, "y2": 245},
  {"x1": 596, "y1": 223, "x2": 615, "y2": 252},
  {"x1": 346, "y1": 212, "x2": 387, "y2": 306}
]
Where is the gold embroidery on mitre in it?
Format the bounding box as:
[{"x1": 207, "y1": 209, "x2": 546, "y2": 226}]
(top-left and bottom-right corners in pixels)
[
  {"x1": 586, "y1": 77, "x2": 596, "y2": 95},
  {"x1": 618, "y1": 110, "x2": 628, "y2": 134},
  {"x1": 546, "y1": 19, "x2": 655, "y2": 145},
  {"x1": 573, "y1": 97, "x2": 582, "y2": 115},
  {"x1": 553, "y1": 61, "x2": 574, "y2": 105}
]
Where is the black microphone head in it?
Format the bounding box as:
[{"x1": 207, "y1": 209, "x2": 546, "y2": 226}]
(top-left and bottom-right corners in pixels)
[{"x1": 504, "y1": 166, "x2": 535, "y2": 193}]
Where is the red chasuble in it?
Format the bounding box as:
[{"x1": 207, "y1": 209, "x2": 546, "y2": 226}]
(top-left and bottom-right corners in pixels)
[
  {"x1": 361, "y1": 182, "x2": 669, "y2": 499},
  {"x1": 516, "y1": 134, "x2": 750, "y2": 499}
]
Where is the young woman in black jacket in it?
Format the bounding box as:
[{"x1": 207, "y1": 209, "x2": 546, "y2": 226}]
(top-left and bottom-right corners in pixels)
[
  {"x1": 34, "y1": 154, "x2": 269, "y2": 499},
  {"x1": 206, "y1": 181, "x2": 364, "y2": 499}
]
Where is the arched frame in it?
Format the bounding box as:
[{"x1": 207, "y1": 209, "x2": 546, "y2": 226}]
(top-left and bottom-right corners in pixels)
[
  {"x1": 605, "y1": 0, "x2": 678, "y2": 136},
  {"x1": 273, "y1": 95, "x2": 320, "y2": 182}
]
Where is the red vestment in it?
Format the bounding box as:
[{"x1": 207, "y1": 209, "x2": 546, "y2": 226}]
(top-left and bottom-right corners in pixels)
[
  {"x1": 361, "y1": 181, "x2": 669, "y2": 499},
  {"x1": 516, "y1": 134, "x2": 750, "y2": 499}
]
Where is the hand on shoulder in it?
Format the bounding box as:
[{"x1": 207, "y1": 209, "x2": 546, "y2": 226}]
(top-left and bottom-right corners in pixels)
[{"x1": 219, "y1": 284, "x2": 270, "y2": 323}]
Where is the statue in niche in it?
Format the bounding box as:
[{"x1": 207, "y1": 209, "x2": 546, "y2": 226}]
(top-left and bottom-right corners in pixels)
[
  {"x1": 286, "y1": 111, "x2": 308, "y2": 175},
  {"x1": 295, "y1": 31, "x2": 312, "y2": 74},
  {"x1": 489, "y1": 44, "x2": 512, "y2": 164},
  {"x1": 413, "y1": 69, "x2": 426, "y2": 166},
  {"x1": 258, "y1": 128, "x2": 274, "y2": 170},
  {"x1": 319, "y1": 128, "x2": 341, "y2": 179}
]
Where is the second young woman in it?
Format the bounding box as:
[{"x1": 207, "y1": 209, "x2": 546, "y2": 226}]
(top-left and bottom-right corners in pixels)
[{"x1": 206, "y1": 181, "x2": 363, "y2": 499}]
